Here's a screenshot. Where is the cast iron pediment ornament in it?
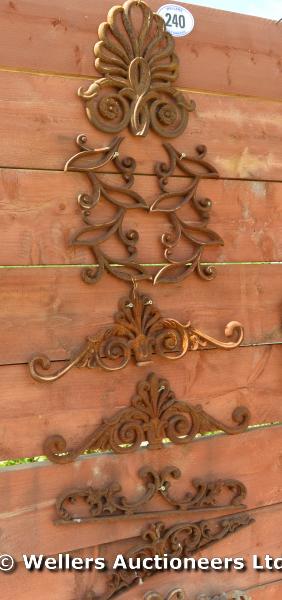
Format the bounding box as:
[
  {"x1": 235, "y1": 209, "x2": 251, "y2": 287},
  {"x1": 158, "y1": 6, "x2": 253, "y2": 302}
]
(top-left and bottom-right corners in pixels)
[
  {"x1": 42, "y1": 373, "x2": 250, "y2": 464},
  {"x1": 56, "y1": 466, "x2": 246, "y2": 523},
  {"x1": 29, "y1": 286, "x2": 244, "y2": 383},
  {"x1": 78, "y1": 0, "x2": 195, "y2": 137},
  {"x1": 65, "y1": 137, "x2": 223, "y2": 285},
  {"x1": 83, "y1": 515, "x2": 253, "y2": 599}
]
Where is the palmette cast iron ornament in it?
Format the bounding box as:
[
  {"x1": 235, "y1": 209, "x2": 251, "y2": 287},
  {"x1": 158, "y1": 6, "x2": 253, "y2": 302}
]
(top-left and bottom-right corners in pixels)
[
  {"x1": 65, "y1": 137, "x2": 223, "y2": 285},
  {"x1": 43, "y1": 373, "x2": 250, "y2": 464},
  {"x1": 78, "y1": 0, "x2": 195, "y2": 137},
  {"x1": 29, "y1": 286, "x2": 244, "y2": 383},
  {"x1": 83, "y1": 515, "x2": 253, "y2": 599},
  {"x1": 56, "y1": 465, "x2": 246, "y2": 523}
]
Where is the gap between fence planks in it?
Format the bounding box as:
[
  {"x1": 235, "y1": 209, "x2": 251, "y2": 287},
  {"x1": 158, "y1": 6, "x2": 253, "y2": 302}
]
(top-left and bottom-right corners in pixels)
[
  {"x1": 0, "y1": 169, "x2": 281, "y2": 265},
  {"x1": 0, "y1": 1, "x2": 281, "y2": 101},
  {"x1": 0, "y1": 264, "x2": 280, "y2": 367},
  {"x1": 0, "y1": 344, "x2": 280, "y2": 460},
  {"x1": 0, "y1": 72, "x2": 281, "y2": 179},
  {"x1": 1, "y1": 502, "x2": 282, "y2": 598}
]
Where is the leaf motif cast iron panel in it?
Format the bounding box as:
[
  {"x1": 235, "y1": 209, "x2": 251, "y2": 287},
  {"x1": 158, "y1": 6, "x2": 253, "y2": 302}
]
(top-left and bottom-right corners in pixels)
[
  {"x1": 29, "y1": 288, "x2": 243, "y2": 382},
  {"x1": 78, "y1": 0, "x2": 195, "y2": 137},
  {"x1": 56, "y1": 466, "x2": 246, "y2": 523},
  {"x1": 83, "y1": 515, "x2": 253, "y2": 599},
  {"x1": 42, "y1": 373, "x2": 250, "y2": 463},
  {"x1": 65, "y1": 138, "x2": 223, "y2": 285}
]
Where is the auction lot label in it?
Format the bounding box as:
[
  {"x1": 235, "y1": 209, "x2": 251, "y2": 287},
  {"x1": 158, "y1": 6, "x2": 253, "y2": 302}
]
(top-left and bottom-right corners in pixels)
[{"x1": 157, "y1": 4, "x2": 195, "y2": 37}]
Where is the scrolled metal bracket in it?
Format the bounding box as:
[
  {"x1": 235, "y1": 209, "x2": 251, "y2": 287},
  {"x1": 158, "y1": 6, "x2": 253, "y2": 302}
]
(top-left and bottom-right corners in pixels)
[
  {"x1": 29, "y1": 286, "x2": 244, "y2": 383},
  {"x1": 83, "y1": 515, "x2": 254, "y2": 599},
  {"x1": 42, "y1": 372, "x2": 250, "y2": 464},
  {"x1": 56, "y1": 466, "x2": 246, "y2": 523},
  {"x1": 78, "y1": 0, "x2": 195, "y2": 138}
]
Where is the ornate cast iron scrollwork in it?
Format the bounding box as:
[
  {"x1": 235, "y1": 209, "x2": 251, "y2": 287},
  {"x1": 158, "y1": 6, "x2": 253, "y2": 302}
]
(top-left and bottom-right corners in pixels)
[
  {"x1": 29, "y1": 287, "x2": 244, "y2": 383},
  {"x1": 42, "y1": 373, "x2": 250, "y2": 464},
  {"x1": 152, "y1": 143, "x2": 223, "y2": 284},
  {"x1": 56, "y1": 466, "x2": 246, "y2": 523},
  {"x1": 78, "y1": 0, "x2": 195, "y2": 137},
  {"x1": 66, "y1": 137, "x2": 223, "y2": 286},
  {"x1": 145, "y1": 591, "x2": 251, "y2": 600},
  {"x1": 83, "y1": 515, "x2": 253, "y2": 599},
  {"x1": 65, "y1": 135, "x2": 151, "y2": 284}
]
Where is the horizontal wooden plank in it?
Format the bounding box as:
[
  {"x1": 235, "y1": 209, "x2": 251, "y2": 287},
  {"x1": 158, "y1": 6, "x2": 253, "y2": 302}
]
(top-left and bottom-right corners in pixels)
[
  {"x1": 0, "y1": 1, "x2": 281, "y2": 100},
  {"x1": 0, "y1": 344, "x2": 280, "y2": 459},
  {"x1": 1, "y1": 170, "x2": 281, "y2": 265},
  {"x1": 0, "y1": 72, "x2": 282, "y2": 179},
  {"x1": 0, "y1": 426, "x2": 281, "y2": 558},
  {"x1": 248, "y1": 581, "x2": 282, "y2": 600},
  {"x1": 0, "y1": 265, "x2": 280, "y2": 368},
  {"x1": 1, "y1": 503, "x2": 281, "y2": 598}
]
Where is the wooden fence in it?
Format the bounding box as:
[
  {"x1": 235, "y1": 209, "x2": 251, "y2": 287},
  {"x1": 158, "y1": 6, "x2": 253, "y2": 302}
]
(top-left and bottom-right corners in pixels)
[{"x1": 0, "y1": 1, "x2": 281, "y2": 598}]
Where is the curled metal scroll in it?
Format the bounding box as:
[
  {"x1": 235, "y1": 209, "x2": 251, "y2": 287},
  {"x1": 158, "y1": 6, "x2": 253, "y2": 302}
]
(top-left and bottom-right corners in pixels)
[
  {"x1": 83, "y1": 515, "x2": 253, "y2": 599},
  {"x1": 78, "y1": 0, "x2": 195, "y2": 137},
  {"x1": 29, "y1": 287, "x2": 244, "y2": 383},
  {"x1": 66, "y1": 137, "x2": 223, "y2": 286},
  {"x1": 42, "y1": 372, "x2": 250, "y2": 464},
  {"x1": 56, "y1": 466, "x2": 246, "y2": 523}
]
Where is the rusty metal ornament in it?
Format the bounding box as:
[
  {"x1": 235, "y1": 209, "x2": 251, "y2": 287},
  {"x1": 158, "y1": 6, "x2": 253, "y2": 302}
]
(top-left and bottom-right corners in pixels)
[
  {"x1": 78, "y1": 0, "x2": 195, "y2": 137},
  {"x1": 152, "y1": 143, "x2": 223, "y2": 284},
  {"x1": 83, "y1": 515, "x2": 253, "y2": 600},
  {"x1": 65, "y1": 135, "x2": 151, "y2": 284},
  {"x1": 66, "y1": 138, "x2": 223, "y2": 285},
  {"x1": 29, "y1": 286, "x2": 244, "y2": 383},
  {"x1": 56, "y1": 466, "x2": 246, "y2": 523},
  {"x1": 42, "y1": 373, "x2": 250, "y2": 463}
]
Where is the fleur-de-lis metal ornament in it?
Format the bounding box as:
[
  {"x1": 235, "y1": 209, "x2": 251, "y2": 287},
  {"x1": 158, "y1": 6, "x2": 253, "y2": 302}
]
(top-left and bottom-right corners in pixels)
[{"x1": 78, "y1": 0, "x2": 195, "y2": 137}]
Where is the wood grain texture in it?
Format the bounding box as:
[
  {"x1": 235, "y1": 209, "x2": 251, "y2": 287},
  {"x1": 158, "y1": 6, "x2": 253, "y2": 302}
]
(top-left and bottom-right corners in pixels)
[
  {"x1": 0, "y1": 1, "x2": 281, "y2": 100},
  {"x1": 0, "y1": 426, "x2": 281, "y2": 558},
  {"x1": 0, "y1": 71, "x2": 281, "y2": 179},
  {"x1": 0, "y1": 265, "x2": 280, "y2": 367},
  {"x1": 1, "y1": 503, "x2": 281, "y2": 599},
  {"x1": 0, "y1": 344, "x2": 280, "y2": 460},
  {"x1": 1, "y1": 169, "x2": 281, "y2": 265}
]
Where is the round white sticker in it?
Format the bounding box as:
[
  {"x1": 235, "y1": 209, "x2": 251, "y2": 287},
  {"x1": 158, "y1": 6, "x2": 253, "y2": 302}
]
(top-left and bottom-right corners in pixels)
[{"x1": 157, "y1": 4, "x2": 195, "y2": 37}]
